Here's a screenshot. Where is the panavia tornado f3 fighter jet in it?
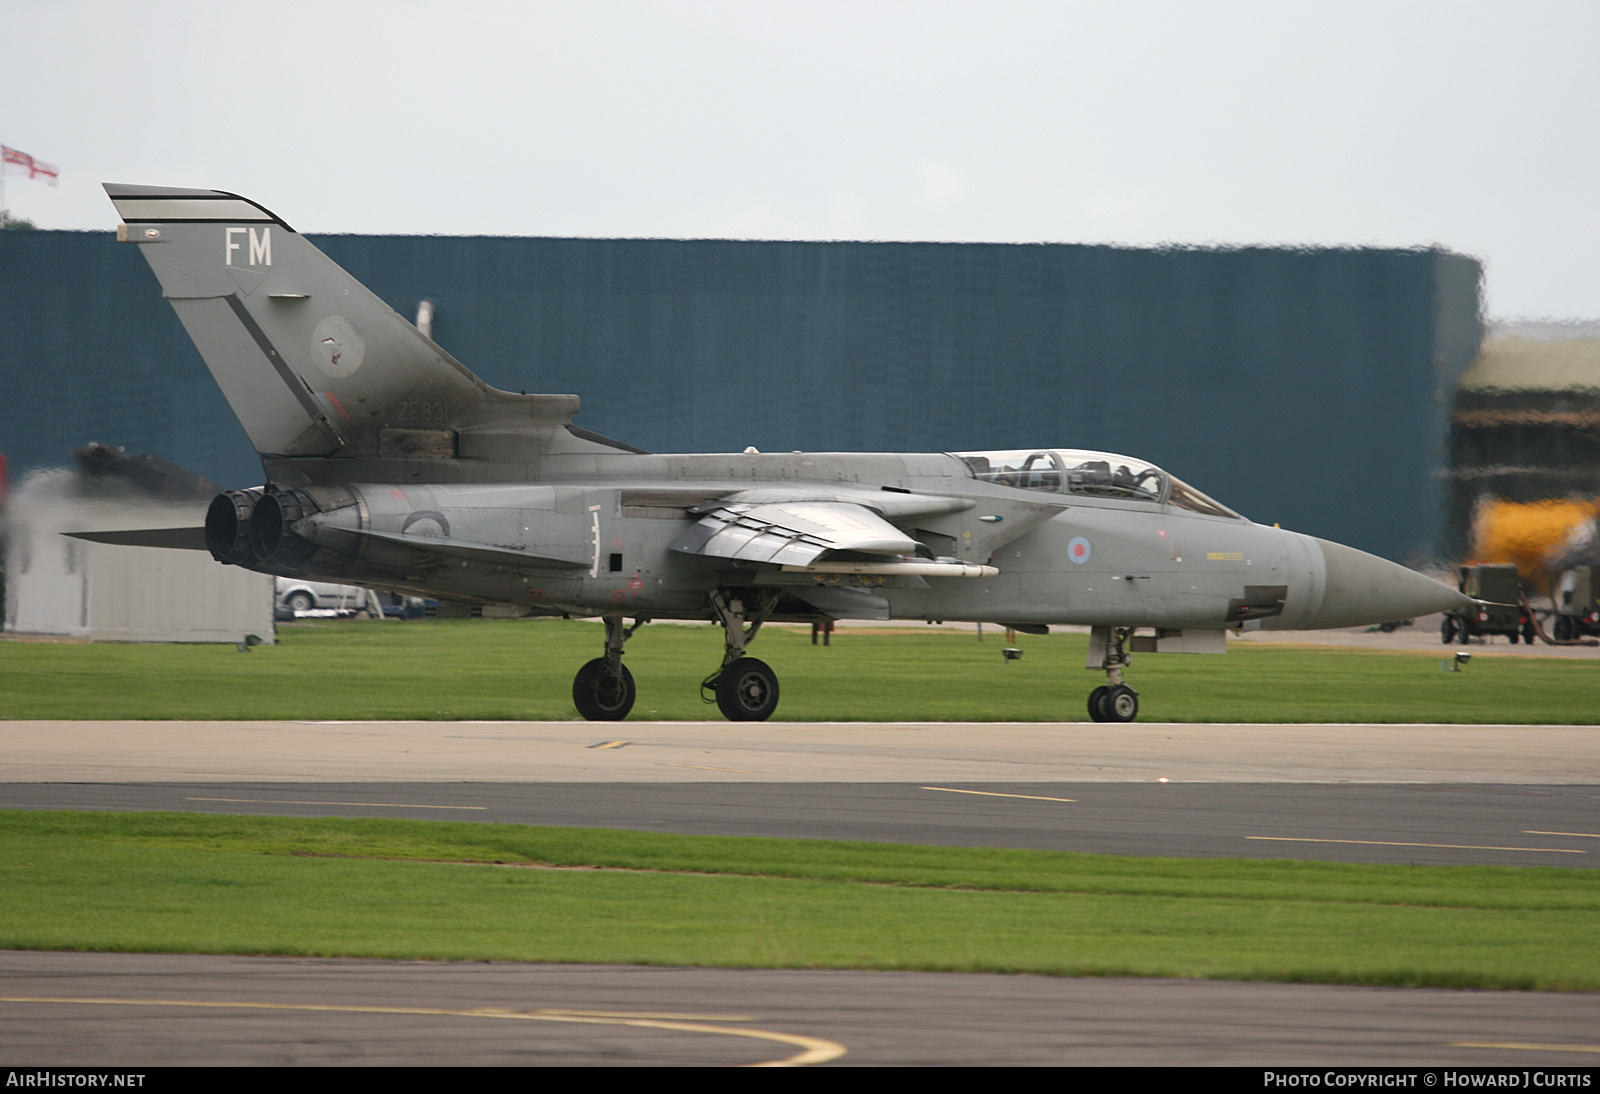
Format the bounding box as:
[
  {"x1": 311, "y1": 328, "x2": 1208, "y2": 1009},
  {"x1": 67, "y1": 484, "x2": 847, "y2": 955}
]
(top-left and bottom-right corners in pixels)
[{"x1": 92, "y1": 183, "x2": 1473, "y2": 723}]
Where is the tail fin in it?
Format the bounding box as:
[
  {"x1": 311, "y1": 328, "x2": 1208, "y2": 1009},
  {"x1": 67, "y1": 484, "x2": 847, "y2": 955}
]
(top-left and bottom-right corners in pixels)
[{"x1": 105, "y1": 184, "x2": 589, "y2": 479}]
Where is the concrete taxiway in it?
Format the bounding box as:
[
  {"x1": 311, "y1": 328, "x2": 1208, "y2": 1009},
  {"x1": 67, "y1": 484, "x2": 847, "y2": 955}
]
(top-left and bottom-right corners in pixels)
[
  {"x1": 4, "y1": 952, "x2": 1600, "y2": 1067},
  {"x1": 3, "y1": 719, "x2": 1597, "y2": 784},
  {"x1": 4, "y1": 717, "x2": 1597, "y2": 1066},
  {"x1": 5, "y1": 719, "x2": 1597, "y2": 866}
]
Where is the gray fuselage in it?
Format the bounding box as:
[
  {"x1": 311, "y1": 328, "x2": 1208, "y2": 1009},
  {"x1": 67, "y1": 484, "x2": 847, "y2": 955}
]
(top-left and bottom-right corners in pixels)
[{"x1": 280, "y1": 448, "x2": 1341, "y2": 631}]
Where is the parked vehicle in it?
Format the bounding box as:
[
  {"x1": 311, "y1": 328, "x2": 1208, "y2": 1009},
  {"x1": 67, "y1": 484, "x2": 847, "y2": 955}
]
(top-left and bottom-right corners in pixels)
[
  {"x1": 1441, "y1": 564, "x2": 1536, "y2": 644},
  {"x1": 1552, "y1": 566, "x2": 1600, "y2": 641},
  {"x1": 375, "y1": 590, "x2": 433, "y2": 620},
  {"x1": 274, "y1": 577, "x2": 373, "y2": 618}
]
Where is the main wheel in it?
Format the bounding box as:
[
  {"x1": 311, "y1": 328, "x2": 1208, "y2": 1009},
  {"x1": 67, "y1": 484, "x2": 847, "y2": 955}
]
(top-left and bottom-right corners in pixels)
[
  {"x1": 1102, "y1": 684, "x2": 1139, "y2": 723},
  {"x1": 1522, "y1": 622, "x2": 1538, "y2": 645},
  {"x1": 572, "y1": 658, "x2": 635, "y2": 721},
  {"x1": 286, "y1": 590, "x2": 315, "y2": 614},
  {"x1": 1555, "y1": 616, "x2": 1573, "y2": 641},
  {"x1": 1087, "y1": 685, "x2": 1110, "y2": 722},
  {"x1": 715, "y1": 657, "x2": 780, "y2": 721},
  {"x1": 1440, "y1": 616, "x2": 1456, "y2": 644}
]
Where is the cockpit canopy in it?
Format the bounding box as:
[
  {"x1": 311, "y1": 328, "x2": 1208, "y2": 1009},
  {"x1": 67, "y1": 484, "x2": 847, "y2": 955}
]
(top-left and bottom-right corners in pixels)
[{"x1": 954, "y1": 448, "x2": 1242, "y2": 519}]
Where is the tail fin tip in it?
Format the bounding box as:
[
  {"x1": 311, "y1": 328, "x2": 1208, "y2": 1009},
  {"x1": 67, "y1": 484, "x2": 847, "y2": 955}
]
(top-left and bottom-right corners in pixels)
[{"x1": 105, "y1": 183, "x2": 291, "y2": 230}]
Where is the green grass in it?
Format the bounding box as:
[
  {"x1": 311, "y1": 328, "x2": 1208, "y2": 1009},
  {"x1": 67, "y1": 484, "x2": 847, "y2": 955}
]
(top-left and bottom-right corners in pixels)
[
  {"x1": 3, "y1": 811, "x2": 1597, "y2": 989},
  {"x1": 1, "y1": 618, "x2": 1595, "y2": 722}
]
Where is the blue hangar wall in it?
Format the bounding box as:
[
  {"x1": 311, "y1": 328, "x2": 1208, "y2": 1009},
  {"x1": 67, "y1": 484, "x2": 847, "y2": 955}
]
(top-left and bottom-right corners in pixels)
[{"x1": 0, "y1": 229, "x2": 1481, "y2": 562}]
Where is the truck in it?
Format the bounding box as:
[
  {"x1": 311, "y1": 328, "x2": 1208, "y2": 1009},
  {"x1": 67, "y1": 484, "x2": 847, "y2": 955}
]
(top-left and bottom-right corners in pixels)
[
  {"x1": 1441, "y1": 564, "x2": 1536, "y2": 644},
  {"x1": 1551, "y1": 565, "x2": 1600, "y2": 641}
]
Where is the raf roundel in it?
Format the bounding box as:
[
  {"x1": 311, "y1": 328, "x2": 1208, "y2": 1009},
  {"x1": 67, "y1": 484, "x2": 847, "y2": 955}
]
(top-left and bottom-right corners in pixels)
[
  {"x1": 310, "y1": 315, "x2": 365, "y2": 378},
  {"x1": 1068, "y1": 536, "x2": 1092, "y2": 564}
]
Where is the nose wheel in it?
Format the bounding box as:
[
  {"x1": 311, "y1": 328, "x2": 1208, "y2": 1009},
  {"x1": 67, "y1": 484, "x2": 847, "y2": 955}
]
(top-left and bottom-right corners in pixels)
[
  {"x1": 1086, "y1": 625, "x2": 1141, "y2": 722},
  {"x1": 1088, "y1": 683, "x2": 1139, "y2": 722}
]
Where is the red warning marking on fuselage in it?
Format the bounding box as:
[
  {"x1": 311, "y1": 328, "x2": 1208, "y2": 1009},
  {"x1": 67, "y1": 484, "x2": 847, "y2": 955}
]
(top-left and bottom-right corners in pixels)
[{"x1": 321, "y1": 392, "x2": 353, "y2": 420}]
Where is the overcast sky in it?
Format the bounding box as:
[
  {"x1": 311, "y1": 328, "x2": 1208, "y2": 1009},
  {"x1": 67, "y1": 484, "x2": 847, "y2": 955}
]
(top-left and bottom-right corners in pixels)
[{"x1": 5, "y1": 0, "x2": 1597, "y2": 319}]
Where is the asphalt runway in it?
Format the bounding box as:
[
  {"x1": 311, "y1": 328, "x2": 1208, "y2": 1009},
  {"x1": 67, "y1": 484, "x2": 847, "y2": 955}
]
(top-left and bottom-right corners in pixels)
[
  {"x1": 4, "y1": 718, "x2": 1598, "y2": 1066},
  {"x1": 5, "y1": 780, "x2": 1599, "y2": 867},
  {"x1": 6, "y1": 952, "x2": 1600, "y2": 1067}
]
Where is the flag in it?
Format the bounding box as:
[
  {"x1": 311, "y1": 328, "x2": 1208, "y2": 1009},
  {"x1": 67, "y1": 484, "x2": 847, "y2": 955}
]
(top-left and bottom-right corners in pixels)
[{"x1": 2, "y1": 146, "x2": 60, "y2": 186}]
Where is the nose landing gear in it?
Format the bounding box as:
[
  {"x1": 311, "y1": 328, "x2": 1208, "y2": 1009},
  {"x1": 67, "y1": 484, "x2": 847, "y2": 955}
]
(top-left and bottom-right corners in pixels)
[{"x1": 1087, "y1": 625, "x2": 1140, "y2": 722}]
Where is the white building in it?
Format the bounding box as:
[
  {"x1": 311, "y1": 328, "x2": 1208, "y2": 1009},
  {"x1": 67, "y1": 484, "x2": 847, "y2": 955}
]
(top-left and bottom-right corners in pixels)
[{"x1": 2, "y1": 470, "x2": 274, "y2": 643}]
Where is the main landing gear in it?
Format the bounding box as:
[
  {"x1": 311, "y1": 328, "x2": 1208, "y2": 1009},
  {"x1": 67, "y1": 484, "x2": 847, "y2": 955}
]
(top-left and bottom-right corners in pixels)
[
  {"x1": 701, "y1": 589, "x2": 781, "y2": 722},
  {"x1": 572, "y1": 615, "x2": 646, "y2": 721},
  {"x1": 1087, "y1": 625, "x2": 1140, "y2": 723},
  {"x1": 571, "y1": 590, "x2": 784, "y2": 723}
]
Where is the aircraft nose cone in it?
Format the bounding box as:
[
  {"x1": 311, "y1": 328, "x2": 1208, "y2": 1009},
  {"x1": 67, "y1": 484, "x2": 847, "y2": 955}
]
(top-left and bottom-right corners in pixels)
[{"x1": 1304, "y1": 538, "x2": 1474, "y2": 629}]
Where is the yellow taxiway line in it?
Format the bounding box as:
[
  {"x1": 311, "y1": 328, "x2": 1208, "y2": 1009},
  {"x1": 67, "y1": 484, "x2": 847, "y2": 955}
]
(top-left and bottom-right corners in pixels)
[
  {"x1": 0, "y1": 996, "x2": 846, "y2": 1068},
  {"x1": 921, "y1": 787, "x2": 1076, "y2": 802},
  {"x1": 1453, "y1": 1042, "x2": 1600, "y2": 1055}
]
